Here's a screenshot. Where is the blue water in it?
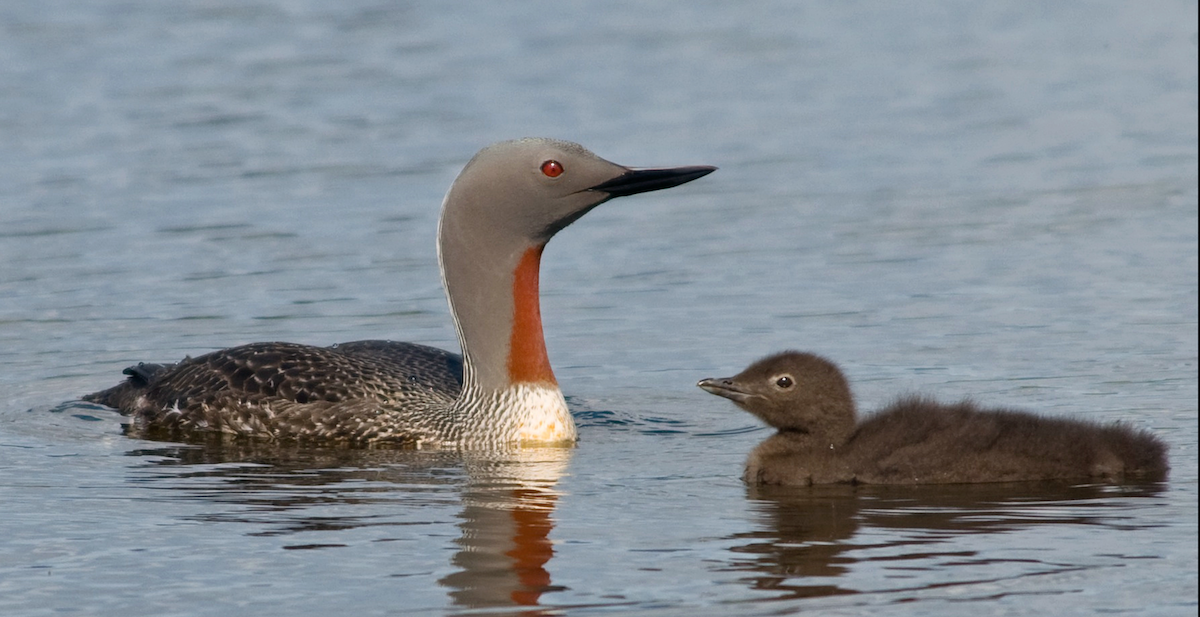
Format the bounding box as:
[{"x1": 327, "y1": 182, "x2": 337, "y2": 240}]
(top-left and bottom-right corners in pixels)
[{"x1": 1, "y1": 1, "x2": 1196, "y2": 615}]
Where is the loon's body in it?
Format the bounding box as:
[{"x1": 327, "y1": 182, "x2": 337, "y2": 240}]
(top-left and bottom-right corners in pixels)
[
  {"x1": 698, "y1": 351, "x2": 1169, "y2": 485},
  {"x1": 85, "y1": 138, "x2": 715, "y2": 447},
  {"x1": 88, "y1": 341, "x2": 467, "y2": 443}
]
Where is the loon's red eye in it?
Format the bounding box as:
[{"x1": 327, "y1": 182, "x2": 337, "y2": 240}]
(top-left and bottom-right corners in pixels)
[{"x1": 540, "y1": 160, "x2": 564, "y2": 178}]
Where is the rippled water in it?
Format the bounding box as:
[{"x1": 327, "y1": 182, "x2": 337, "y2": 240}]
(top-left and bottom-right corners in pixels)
[{"x1": 1, "y1": 1, "x2": 1196, "y2": 615}]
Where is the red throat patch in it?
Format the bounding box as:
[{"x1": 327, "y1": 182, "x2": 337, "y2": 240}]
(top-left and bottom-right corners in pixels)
[{"x1": 508, "y1": 245, "x2": 558, "y2": 385}]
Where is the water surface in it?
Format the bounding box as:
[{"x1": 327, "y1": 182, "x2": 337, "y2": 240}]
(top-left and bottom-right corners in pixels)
[{"x1": 1, "y1": 1, "x2": 1196, "y2": 615}]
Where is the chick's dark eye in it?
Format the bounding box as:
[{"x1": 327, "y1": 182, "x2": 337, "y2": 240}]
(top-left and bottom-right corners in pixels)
[
  {"x1": 775, "y1": 375, "x2": 794, "y2": 389},
  {"x1": 540, "y1": 160, "x2": 564, "y2": 178}
]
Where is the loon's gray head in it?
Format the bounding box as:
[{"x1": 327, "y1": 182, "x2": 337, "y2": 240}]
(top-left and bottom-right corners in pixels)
[{"x1": 437, "y1": 138, "x2": 716, "y2": 394}]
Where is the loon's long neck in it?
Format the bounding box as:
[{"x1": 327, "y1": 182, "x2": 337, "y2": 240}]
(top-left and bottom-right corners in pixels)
[
  {"x1": 437, "y1": 207, "x2": 576, "y2": 446},
  {"x1": 423, "y1": 138, "x2": 714, "y2": 446},
  {"x1": 506, "y1": 245, "x2": 556, "y2": 385}
]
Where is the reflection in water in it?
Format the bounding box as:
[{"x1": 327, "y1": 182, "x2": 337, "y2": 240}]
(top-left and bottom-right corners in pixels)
[
  {"x1": 440, "y1": 449, "x2": 570, "y2": 610},
  {"x1": 726, "y1": 485, "x2": 863, "y2": 600},
  {"x1": 125, "y1": 438, "x2": 571, "y2": 612},
  {"x1": 727, "y1": 482, "x2": 1167, "y2": 603}
]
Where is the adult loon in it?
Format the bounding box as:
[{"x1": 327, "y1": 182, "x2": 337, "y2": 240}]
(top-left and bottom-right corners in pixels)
[{"x1": 85, "y1": 138, "x2": 715, "y2": 447}]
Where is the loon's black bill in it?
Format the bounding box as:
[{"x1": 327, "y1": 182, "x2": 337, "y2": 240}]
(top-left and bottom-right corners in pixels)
[{"x1": 590, "y1": 165, "x2": 717, "y2": 198}]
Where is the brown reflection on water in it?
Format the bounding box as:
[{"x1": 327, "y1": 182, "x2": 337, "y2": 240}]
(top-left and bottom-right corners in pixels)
[
  {"x1": 124, "y1": 438, "x2": 571, "y2": 613},
  {"x1": 726, "y1": 485, "x2": 863, "y2": 600},
  {"x1": 439, "y1": 449, "x2": 570, "y2": 611},
  {"x1": 726, "y1": 482, "x2": 1166, "y2": 602}
]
